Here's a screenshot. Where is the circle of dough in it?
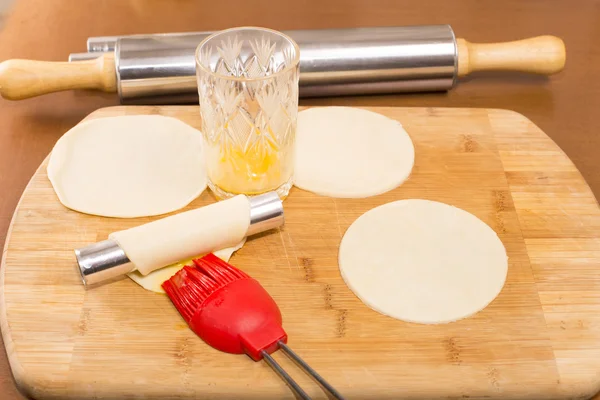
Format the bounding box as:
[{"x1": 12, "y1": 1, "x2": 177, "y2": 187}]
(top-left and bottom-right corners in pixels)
[
  {"x1": 47, "y1": 115, "x2": 207, "y2": 218},
  {"x1": 294, "y1": 107, "x2": 415, "y2": 198},
  {"x1": 339, "y1": 199, "x2": 508, "y2": 324}
]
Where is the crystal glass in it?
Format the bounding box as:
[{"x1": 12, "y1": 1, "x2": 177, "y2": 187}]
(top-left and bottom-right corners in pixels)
[{"x1": 196, "y1": 27, "x2": 300, "y2": 199}]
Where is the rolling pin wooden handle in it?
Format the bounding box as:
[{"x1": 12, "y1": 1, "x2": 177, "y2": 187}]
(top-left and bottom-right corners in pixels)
[
  {"x1": 0, "y1": 53, "x2": 117, "y2": 100},
  {"x1": 456, "y1": 35, "x2": 566, "y2": 77}
]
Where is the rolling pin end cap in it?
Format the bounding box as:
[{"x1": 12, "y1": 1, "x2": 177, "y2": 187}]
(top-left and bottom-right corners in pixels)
[
  {"x1": 75, "y1": 239, "x2": 134, "y2": 287},
  {"x1": 247, "y1": 192, "x2": 285, "y2": 236}
]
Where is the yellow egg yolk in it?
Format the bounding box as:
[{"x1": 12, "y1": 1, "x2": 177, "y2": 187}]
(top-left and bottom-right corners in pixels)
[{"x1": 209, "y1": 128, "x2": 292, "y2": 195}]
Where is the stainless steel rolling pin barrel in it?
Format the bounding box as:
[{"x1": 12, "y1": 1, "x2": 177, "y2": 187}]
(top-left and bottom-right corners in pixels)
[
  {"x1": 89, "y1": 25, "x2": 457, "y2": 104},
  {"x1": 0, "y1": 25, "x2": 566, "y2": 104}
]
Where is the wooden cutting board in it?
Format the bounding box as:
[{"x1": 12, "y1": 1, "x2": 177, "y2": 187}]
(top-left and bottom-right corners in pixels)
[{"x1": 1, "y1": 106, "x2": 600, "y2": 400}]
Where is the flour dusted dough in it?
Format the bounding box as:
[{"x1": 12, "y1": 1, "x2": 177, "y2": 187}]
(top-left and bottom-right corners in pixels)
[
  {"x1": 127, "y1": 239, "x2": 246, "y2": 293},
  {"x1": 294, "y1": 107, "x2": 415, "y2": 198},
  {"x1": 47, "y1": 115, "x2": 207, "y2": 218},
  {"x1": 339, "y1": 199, "x2": 508, "y2": 324}
]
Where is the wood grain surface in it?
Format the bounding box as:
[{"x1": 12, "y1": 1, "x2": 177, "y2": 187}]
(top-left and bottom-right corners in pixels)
[
  {"x1": 0, "y1": 53, "x2": 116, "y2": 100},
  {"x1": 1, "y1": 105, "x2": 599, "y2": 399},
  {"x1": 1, "y1": 1, "x2": 599, "y2": 399}
]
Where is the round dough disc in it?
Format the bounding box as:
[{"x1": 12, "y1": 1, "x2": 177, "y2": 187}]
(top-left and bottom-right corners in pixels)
[
  {"x1": 47, "y1": 115, "x2": 207, "y2": 218},
  {"x1": 339, "y1": 199, "x2": 508, "y2": 324},
  {"x1": 293, "y1": 107, "x2": 415, "y2": 198}
]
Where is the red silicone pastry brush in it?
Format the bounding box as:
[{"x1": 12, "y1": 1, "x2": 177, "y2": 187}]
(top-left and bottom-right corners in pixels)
[{"x1": 162, "y1": 253, "x2": 345, "y2": 400}]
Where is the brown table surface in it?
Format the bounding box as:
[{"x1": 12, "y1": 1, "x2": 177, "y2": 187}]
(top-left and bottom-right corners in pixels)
[{"x1": 1, "y1": 0, "x2": 599, "y2": 398}]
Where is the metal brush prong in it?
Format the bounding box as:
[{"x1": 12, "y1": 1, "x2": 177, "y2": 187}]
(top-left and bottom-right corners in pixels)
[
  {"x1": 262, "y1": 351, "x2": 311, "y2": 400},
  {"x1": 278, "y1": 341, "x2": 346, "y2": 400}
]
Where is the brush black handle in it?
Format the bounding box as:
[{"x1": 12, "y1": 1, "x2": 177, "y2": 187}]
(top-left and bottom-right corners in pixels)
[
  {"x1": 262, "y1": 342, "x2": 346, "y2": 400},
  {"x1": 262, "y1": 350, "x2": 311, "y2": 400},
  {"x1": 278, "y1": 342, "x2": 346, "y2": 400}
]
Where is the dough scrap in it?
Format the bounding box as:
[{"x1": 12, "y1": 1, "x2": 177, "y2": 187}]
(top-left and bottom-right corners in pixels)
[
  {"x1": 339, "y1": 199, "x2": 508, "y2": 324},
  {"x1": 127, "y1": 239, "x2": 246, "y2": 294},
  {"x1": 293, "y1": 107, "x2": 415, "y2": 198},
  {"x1": 47, "y1": 115, "x2": 207, "y2": 218}
]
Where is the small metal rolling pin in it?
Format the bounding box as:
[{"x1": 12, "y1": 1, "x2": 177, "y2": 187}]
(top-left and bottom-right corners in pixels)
[{"x1": 75, "y1": 192, "x2": 284, "y2": 287}]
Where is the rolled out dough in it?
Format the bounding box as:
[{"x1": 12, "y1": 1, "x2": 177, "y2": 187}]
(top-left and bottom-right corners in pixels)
[
  {"x1": 127, "y1": 239, "x2": 246, "y2": 293},
  {"x1": 339, "y1": 199, "x2": 508, "y2": 324},
  {"x1": 47, "y1": 115, "x2": 207, "y2": 218},
  {"x1": 110, "y1": 194, "x2": 251, "y2": 276},
  {"x1": 293, "y1": 107, "x2": 415, "y2": 198}
]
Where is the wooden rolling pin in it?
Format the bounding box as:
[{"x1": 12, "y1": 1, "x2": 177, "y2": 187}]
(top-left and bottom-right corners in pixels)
[{"x1": 0, "y1": 26, "x2": 566, "y2": 104}]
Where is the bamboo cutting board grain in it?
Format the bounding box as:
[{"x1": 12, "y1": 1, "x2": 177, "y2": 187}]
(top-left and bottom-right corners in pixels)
[{"x1": 1, "y1": 106, "x2": 600, "y2": 400}]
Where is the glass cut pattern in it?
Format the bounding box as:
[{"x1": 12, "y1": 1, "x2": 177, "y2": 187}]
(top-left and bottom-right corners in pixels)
[{"x1": 197, "y1": 29, "x2": 299, "y2": 198}]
